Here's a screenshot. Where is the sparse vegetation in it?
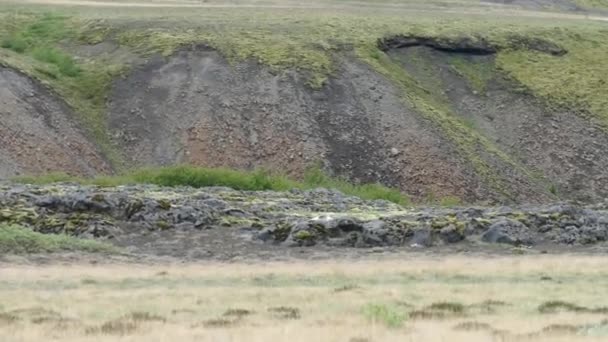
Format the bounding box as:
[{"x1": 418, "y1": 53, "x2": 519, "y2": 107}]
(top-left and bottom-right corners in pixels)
[
  {"x1": 268, "y1": 306, "x2": 301, "y2": 319},
  {"x1": 448, "y1": 54, "x2": 495, "y2": 94},
  {"x1": 410, "y1": 301, "x2": 468, "y2": 319},
  {"x1": 0, "y1": 224, "x2": 117, "y2": 254},
  {"x1": 14, "y1": 165, "x2": 411, "y2": 205},
  {"x1": 538, "y1": 300, "x2": 608, "y2": 314},
  {"x1": 0, "y1": 256, "x2": 607, "y2": 341}
]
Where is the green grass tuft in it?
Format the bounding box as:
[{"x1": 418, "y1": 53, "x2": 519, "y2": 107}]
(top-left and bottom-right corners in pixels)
[
  {"x1": 362, "y1": 303, "x2": 406, "y2": 328},
  {"x1": 32, "y1": 47, "x2": 80, "y2": 76},
  {"x1": 1, "y1": 35, "x2": 28, "y2": 53},
  {"x1": 0, "y1": 224, "x2": 117, "y2": 254}
]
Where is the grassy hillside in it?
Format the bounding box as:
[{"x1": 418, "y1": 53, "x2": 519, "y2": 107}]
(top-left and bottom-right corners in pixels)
[{"x1": 1, "y1": 2, "x2": 607, "y2": 199}]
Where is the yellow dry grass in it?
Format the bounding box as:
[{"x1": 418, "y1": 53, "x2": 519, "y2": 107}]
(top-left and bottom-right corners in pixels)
[{"x1": 1, "y1": 254, "x2": 608, "y2": 341}]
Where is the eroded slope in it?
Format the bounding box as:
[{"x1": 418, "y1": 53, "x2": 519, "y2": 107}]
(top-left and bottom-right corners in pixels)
[
  {"x1": 0, "y1": 67, "x2": 112, "y2": 178},
  {"x1": 108, "y1": 47, "x2": 490, "y2": 202},
  {"x1": 385, "y1": 43, "x2": 608, "y2": 201}
]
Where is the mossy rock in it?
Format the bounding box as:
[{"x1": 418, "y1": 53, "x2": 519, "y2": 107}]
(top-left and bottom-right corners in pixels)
[
  {"x1": 156, "y1": 220, "x2": 171, "y2": 230},
  {"x1": 157, "y1": 199, "x2": 172, "y2": 210},
  {"x1": 294, "y1": 230, "x2": 314, "y2": 240}
]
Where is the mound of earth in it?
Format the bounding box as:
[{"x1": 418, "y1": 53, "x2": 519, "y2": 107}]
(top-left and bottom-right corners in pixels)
[
  {"x1": 1, "y1": 183, "x2": 607, "y2": 260},
  {"x1": 0, "y1": 67, "x2": 111, "y2": 178}
]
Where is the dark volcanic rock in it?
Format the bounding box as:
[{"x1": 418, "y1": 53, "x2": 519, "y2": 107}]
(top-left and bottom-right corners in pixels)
[
  {"x1": 482, "y1": 219, "x2": 535, "y2": 246},
  {"x1": 378, "y1": 34, "x2": 567, "y2": 56},
  {"x1": 1, "y1": 183, "x2": 608, "y2": 255},
  {"x1": 378, "y1": 35, "x2": 497, "y2": 55}
]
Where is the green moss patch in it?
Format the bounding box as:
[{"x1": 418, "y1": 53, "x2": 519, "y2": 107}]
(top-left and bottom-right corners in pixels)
[{"x1": 0, "y1": 224, "x2": 117, "y2": 254}]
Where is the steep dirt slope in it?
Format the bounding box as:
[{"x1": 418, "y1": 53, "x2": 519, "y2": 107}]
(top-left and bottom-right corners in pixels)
[
  {"x1": 385, "y1": 45, "x2": 608, "y2": 201},
  {"x1": 108, "y1": 47, "x2": 499, "y2": 201},
  {"x1": 0, "y1": 67, "x2": 111, "y2": 177}
]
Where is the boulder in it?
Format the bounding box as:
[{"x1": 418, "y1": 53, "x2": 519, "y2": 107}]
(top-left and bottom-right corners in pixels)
[{"x1": 482, "y1": 219, "x2": 534, "y2": 246}]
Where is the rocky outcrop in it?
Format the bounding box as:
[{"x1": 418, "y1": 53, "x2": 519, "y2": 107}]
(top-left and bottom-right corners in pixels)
[
  {"x1": 1, "y1": 183, "x2": 607, "y2": 258},
  {"x1": 377, "y1": 34, "x2": 566, "y2": 56}
]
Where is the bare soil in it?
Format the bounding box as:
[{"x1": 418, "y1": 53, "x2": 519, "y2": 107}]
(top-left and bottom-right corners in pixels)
[{"x1": 0, "y1": 67, "x2": 112, "y2": 178}]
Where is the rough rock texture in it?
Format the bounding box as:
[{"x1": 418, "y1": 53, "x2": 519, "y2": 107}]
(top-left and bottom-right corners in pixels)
[
  {"x1": 0, "y1": 67, "x2": 111, "y2": 178},
  {"x1": 2, "y1": 183, "x2": 607, "y2": 259},
  {"x1": 107, "y1": 46, "x2": 489, "y2": 201}
]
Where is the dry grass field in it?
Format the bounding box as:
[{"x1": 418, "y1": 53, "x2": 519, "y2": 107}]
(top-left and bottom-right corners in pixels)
[{"x1": 2, "y1": 255, "x2": 608, "y2": 341}]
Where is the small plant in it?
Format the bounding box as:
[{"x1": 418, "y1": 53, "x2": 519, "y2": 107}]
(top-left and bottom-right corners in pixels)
[
  {"x1": 0, "y1": 312, "x2": 20, "y2": 325},
  {"x1": 223, "y1": 309, "x2": 254, "y2": 318},
  {"x1": 538, "y1": 300, "x2": 608, "y2": 314},
  {"x1": 410, "y1": 301, "x2": 467, "y2": 319},
  {"x1": 32, "y1": 47, "x2": 81, "y2": 77},
  {"x1": 427, "y1": 302, "x2": 466, "y2": 313},
  {"x1": 538, "y1": 300, "x2": 585, "y2": 314},
  {"x1": 362, "y1": 303, "x2": 406, "y2": 328},
  {"x1": 94, "y1": 319, "x2": 138, "y2": 335},
  {"x1": 548, "y1": 184, "x2": 558, "y2": 195},
  {"x1": 268, "y1": 306, "x2": 300, "y2": 319},
  {"x1": 294, "y1": 230, "x2": 314, "y2": 240},
  {"x1": 86, "y1": 311, "x2": 165, "y2": 335},
  {"x1": 199, "y1": 318, "x2": 236, "y2": 327}
]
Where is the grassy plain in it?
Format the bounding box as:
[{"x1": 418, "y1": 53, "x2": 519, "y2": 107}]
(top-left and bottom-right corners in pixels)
[{"x1": 1, "y1": 256, "x2": 608, "y2": 341}]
